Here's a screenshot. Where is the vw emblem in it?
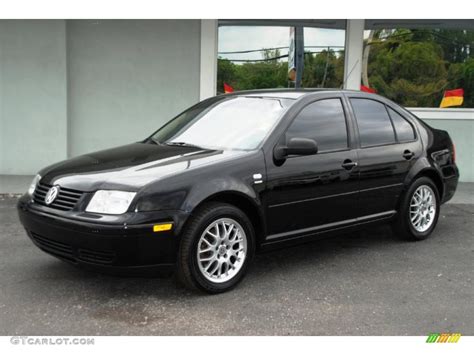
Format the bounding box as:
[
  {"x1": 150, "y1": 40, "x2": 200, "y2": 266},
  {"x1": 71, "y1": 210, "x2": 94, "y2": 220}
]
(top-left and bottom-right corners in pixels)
[{"x1": 44, "y1": 186, "x2": 60, "y2": 205}]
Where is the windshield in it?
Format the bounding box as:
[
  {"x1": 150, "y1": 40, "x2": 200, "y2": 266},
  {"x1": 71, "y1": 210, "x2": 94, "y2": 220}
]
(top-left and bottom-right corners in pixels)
[{"x1": 150, "y1": 96, "x2": 293, "y2": 150}]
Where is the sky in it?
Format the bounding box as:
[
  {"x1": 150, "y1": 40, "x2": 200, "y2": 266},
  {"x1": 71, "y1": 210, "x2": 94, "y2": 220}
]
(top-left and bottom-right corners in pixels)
[{"x1": 218, "y1": 26, "x2": 346, "y2": 62}]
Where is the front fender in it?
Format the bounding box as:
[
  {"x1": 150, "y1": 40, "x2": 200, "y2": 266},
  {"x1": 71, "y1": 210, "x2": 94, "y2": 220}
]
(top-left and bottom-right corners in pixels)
[
  {"x1": 135, "y1": 176, "x2": 262, "y2": 236},
  {"x1": 181, "y1": 177, "x2": 261, "y2": 213},
  {"x1": 134, "y1": 150, "x2": 266, "y2": 227}
]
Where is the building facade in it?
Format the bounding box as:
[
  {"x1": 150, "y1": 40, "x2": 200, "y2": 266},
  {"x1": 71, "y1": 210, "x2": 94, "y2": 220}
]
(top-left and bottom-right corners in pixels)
[{"x1": 0, "y1": 19, "x2": 472, "y2": 193}]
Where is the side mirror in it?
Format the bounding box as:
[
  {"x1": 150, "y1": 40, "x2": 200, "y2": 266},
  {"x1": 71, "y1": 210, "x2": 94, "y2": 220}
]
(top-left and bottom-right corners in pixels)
[{"x1": 274, "y1": 137, "x2": 318, "y2": 161}]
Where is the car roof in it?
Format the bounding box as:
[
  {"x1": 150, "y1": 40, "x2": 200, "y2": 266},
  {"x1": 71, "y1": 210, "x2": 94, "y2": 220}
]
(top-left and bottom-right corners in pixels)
[{"x1": 228, "y1": 88, "x2": 362, "y2": 100}]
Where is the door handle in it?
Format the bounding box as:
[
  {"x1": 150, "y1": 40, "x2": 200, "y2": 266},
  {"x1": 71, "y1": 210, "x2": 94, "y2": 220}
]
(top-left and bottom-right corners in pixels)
[
  {"x1": 341, "y1": 159, "x2": 358, "y2": 170},
  {"x1": 403, "y1": 150, "x2": 415, "y2": 160}
]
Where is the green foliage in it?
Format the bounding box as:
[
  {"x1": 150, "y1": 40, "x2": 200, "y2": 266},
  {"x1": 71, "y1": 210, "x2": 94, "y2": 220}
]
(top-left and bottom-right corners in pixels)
[
  {"x1": 459, "y1": 58, "x2": 474, "y2": 107},
  {"x1": 302, "y1": 49, "x2": 344, "y2": 88},
  {"x1": 234, "y1": 62, "x2": 288, "y2": 90},
  {"x1": 217, "y1": 58, "x2": 237, "y2": 93},
  {"x1": 217, "y1": 28, "x2": 473, "y2": 107},
  {"x1": 217, "y1": 55, "x2": 287, "y2": 93},
  {"x1": 434, "y1": 29, "x2": 474, "y2": 63},
  {"x1": 217, "y1": 49, "x2": 344, "y2": 94},
  {"x1": 367, "y1": 28, "x2": 473, "y2": 107}
]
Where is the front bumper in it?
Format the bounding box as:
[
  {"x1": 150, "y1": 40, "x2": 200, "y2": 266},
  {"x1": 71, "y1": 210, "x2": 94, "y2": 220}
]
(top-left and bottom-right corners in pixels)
[{"x1": 17, "y1": 196, "x2": 189, "y2": 275}]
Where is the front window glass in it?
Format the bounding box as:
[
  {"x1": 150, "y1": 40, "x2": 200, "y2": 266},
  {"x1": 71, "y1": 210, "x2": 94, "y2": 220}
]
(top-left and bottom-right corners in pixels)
[
  {"x1": 151, "y1": 97, "x2": 293, "y2": 150},
  {"x1": 286, "y1": 98, "x2": 348, "y2": 151}
]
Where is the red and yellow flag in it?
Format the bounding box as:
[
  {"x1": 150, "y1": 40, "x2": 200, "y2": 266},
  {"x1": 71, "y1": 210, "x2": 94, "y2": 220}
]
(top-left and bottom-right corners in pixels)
[
  {"x1": 440, "y1": 88, "x2": 464, "y2": 108},
  {"x1": 223, "y1": 82, "x2": 234, "y2": 94}
]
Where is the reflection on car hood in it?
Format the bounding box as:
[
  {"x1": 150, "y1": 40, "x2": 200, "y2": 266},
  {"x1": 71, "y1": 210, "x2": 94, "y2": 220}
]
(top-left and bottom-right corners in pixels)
[{"x1": 40, "y1": 143, "x2": 247, "y2": 191}]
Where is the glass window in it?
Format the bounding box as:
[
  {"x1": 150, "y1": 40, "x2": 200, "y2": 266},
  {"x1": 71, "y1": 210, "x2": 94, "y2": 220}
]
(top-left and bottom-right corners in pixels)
[
  {"x1": 217, "y1": 26, "x2": 291, "y2": 93},
  {"x1": 350, "y1": 99, "x2": 396, "y2": 147},
  {"x1": 363, "y1": 27, "x2": 473, "y2": 108},
  {"x1": 387, "y1": 107, "x2": 416, "y2": 142},
  {"x1": 302, "y1": 27, "x2": 346, "y2": 88},
  {"x1": 216, "y1": 24, "x2": 346, "y2": 93},
  {"x1": 151, "y1": 97, "x2": 293, "y2": 151},
  {"x1": 286, "y1": 99, "x2": 348, "y2": 151}
]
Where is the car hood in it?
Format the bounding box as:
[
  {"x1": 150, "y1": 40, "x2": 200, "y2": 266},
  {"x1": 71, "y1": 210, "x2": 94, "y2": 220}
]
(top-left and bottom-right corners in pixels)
[{"x1": 39, "y1": 143, "x2": 248, "y2": 192}]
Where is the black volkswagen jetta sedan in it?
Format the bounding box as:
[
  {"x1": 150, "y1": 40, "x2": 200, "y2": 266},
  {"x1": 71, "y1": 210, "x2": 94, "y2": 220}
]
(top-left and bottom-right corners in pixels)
[{"x1": 18, "y1": 89, "x2": 459, "y2": 293}]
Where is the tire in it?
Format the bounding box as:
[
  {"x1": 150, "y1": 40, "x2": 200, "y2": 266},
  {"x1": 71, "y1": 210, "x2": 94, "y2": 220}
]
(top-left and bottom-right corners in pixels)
[
  {"x1": 176, "y1": 202, "x2": 255, "y2": 294},
  {"x1": 393, "y1": 176, "x2": 440, "y2": 241}
]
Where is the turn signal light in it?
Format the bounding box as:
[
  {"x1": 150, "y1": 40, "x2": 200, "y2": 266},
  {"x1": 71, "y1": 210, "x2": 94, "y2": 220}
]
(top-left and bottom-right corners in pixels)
[{"x1": 153, "y1": 223, "x2": 173, "y2": 232}]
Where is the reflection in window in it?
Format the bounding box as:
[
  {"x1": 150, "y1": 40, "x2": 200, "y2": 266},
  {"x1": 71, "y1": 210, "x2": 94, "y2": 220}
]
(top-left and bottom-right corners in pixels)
[
  {"x1": 363, "y1": 28, "x2": 473, "y2": 108},
  {"x1": 217, "y1": 26, "x2": 290, "y2": 93},
  {"x1": 217, "y1": 25, "x2": 346, "y2": 93},
  {"x1": 302, "y1": 28, "x2": 346, "y2": 88}
]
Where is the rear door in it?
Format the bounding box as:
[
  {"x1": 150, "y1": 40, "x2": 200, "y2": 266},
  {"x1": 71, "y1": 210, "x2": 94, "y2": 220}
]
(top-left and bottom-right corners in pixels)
[
  {"x1": 264, "y1": 96, "x2": 360, "y2": 240},
  {"x1": 346, "y1": 96, "x2": 422, "y2": 217}
]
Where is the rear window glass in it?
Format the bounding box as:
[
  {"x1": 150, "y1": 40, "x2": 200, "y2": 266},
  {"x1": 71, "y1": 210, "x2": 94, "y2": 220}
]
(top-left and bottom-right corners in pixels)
[
  {"x1": 387, "y1": 107, "x2": 416, "y2": 142},
  {"x1": 350, "y1": 98, "x2": 395, "y2": 147}
]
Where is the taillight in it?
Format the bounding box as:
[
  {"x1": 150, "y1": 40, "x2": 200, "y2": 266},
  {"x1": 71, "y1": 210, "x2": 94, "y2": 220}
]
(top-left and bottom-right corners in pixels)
[{"x1": 452, "y1": 143, "x2": 456, "y2": 164}]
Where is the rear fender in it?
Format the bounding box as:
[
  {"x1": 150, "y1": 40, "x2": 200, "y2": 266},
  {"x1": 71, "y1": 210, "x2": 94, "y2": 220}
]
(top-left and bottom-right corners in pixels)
[{"x1": 399, "y1": 157, "x2": 444, "y2": 209}]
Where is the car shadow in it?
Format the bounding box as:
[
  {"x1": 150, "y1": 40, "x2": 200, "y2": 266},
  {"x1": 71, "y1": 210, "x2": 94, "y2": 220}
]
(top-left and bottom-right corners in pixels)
[
  {"x1": 30, "y1": 223, "x2": 403, "y2": 296},
  {"x1": 251, "y1": 224, "x2": 404, "y2": 274}
]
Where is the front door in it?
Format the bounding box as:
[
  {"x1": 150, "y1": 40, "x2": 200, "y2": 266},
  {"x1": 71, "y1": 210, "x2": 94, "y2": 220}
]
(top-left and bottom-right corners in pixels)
[{"x1": 264, "y1": 97, "x2": 360, "y2": 240}]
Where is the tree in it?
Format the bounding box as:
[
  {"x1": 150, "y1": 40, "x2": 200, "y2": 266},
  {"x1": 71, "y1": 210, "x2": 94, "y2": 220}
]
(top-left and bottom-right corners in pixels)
[
  {"x1": 303, "y1": 49, "x2": 344, "y2": 88},
  {"x1": 217, "y1": 58, "x2": 237, "y2": 94},
  {"x1": 367, "y1": 28, "x2": 473, "y2": 107},
  {"x1": 216, "y1": 28, "x2": 472, "y2": 107},
  {"x1": 448, "y1": 57, "x2": 474, "y2": 107},
  {"x1": 368, "y1": 30, "x2": 448, "y2": 106},
  {"x1": 217, "y1": 49, "x2": 288, "y2": 93}
]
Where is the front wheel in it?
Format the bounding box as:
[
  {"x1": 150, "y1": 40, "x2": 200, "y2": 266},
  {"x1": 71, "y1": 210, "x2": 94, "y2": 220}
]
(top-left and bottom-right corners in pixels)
[
  {"x1": 394, "y1": 177, "x2": 440, "y2": 241},
  {"x1": 176, "y1": 202, "x2": 255, "y2": 294}
]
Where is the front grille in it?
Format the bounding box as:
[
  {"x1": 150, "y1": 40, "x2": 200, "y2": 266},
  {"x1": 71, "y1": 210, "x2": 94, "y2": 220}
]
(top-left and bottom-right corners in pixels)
[
  {"x1": 30, "y1": 232, "x2": 117, "y2": 265},
  {"x1": 78, "y1": 248, "x2": 116, "y2": 264},
  {"x1": 30, "y1": 232, "x2": 75, "y2": 262},
  {"x1": 33, "y1": 182, "x2": 83, "y2": 211}
]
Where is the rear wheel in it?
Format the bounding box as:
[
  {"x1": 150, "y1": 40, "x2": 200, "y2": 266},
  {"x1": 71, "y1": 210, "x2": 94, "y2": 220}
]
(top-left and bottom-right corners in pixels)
[
  {"x1": 177, "y1": 202, "x2": 255, "y2": 293},
  {"x1": 394, "y1": 177, "x2": 440, "y2": 241}
]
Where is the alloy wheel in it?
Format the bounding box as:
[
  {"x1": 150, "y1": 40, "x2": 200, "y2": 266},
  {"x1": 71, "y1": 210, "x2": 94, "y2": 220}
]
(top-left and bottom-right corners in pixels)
[
  {"x1": 196, "y1": 218, "x2": 247, "y2": 283},
  {"x1": 409, "y1": 185, "x2": 437, "y2": 233}
]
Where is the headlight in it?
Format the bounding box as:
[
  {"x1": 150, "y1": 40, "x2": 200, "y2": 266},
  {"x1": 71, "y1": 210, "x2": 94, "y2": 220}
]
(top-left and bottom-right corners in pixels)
[
  {"x1": 28, "y1": 174, "x2": 41, "y2": 195},
  {"x1": 86, "y1": 190, "x2": 136, "y2": 215}
]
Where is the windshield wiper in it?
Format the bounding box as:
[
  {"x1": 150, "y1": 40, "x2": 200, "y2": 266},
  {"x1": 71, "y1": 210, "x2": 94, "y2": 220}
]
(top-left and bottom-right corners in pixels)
[
  {"x1": 147, "y1": 138, "x2": 160, "y2": 145},
  {"x1": 164, "y1": 142, "x2": 203, "y2": 149}
]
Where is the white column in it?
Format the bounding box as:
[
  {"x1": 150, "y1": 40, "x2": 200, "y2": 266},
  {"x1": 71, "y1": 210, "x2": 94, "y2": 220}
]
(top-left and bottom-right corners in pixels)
[
  {"x1": 343, "y1": 19, "x2": 365, "y2": 90},
  {"x1": 199, "y1": 19, "x2": 218, "y2": 100}
]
